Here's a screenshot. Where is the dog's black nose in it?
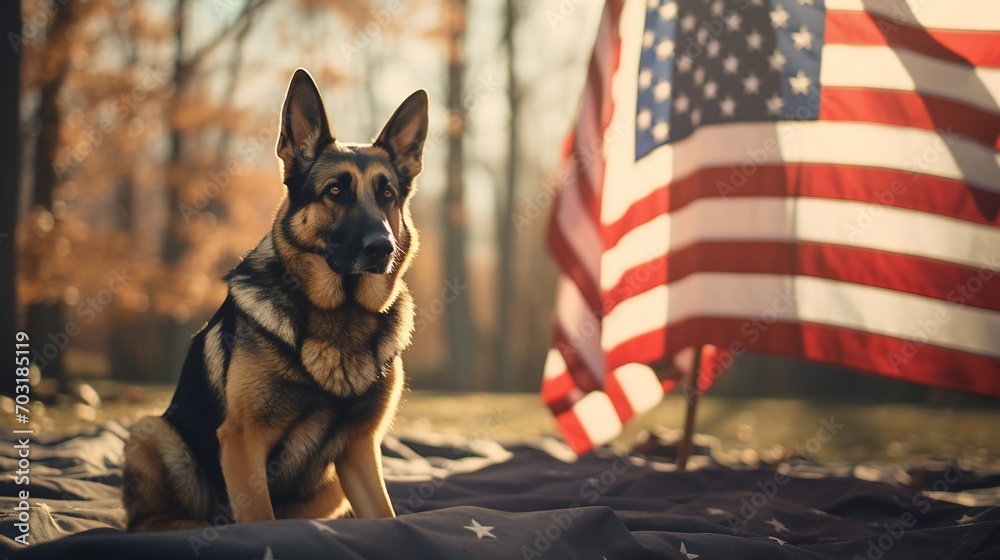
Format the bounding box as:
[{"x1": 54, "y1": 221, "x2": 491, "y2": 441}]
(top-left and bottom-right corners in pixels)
[{"x1": 362, "y1": 233, "x2": 394, "y2": 259}]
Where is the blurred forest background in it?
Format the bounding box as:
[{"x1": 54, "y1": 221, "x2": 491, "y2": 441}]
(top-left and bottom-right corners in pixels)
[{"x1": 2, "y1": 0, "x2": 998, "y2": 406}]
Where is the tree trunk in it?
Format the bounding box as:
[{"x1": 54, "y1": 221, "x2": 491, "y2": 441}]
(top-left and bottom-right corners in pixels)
[
  {"x1": 26, "y1": 0, "x2": 75, "y2": 392},
  {"x1": 496, "y1": 0, "x2": 519, "y2": 391},
  {"x1": 0, "y1": 0, "x2": 22, "y2": 396},
  {"x1": 443, "y1": 0, "x2": 475, "y2": 390}
]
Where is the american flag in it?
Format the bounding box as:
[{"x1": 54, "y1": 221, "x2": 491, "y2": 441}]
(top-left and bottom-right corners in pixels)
[{"x1": 543, "y1": 0, "x2": 1000, "y2": 455}]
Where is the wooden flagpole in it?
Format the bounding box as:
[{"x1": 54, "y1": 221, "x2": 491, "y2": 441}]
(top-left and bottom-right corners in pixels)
[{"x1": 677, "y1": 345, "x2": 703, "y2": 471}]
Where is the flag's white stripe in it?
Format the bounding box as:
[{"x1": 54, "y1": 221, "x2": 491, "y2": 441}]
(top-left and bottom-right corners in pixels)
[
  {"x1": 543, "y1": 348, "x2": 568, "y2": 381},
  {"x1": 826, "y1": 0, "x2": 1000, "y2": 32},
  {"x1": 601, "y1": 197, "x2": 1000, "y2": 290},
  {"x1": 822, "y1": 44, "x2": 1000, "y2": 113},
  {"x1": 556, "y1": 166, "x2": 602, "y2": 283},
  {"x1": 601, "y1": 272, "x2": 1000, "y2": 358},
  {"x1": 600, "y1": 121, "x2": 1000, "y2": 224},
  {"x1": 554, "y1": 274, "x2": 605, "y2": 380}
]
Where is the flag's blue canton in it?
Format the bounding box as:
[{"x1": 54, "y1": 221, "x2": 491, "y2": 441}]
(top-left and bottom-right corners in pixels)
[{"x1": 635, "y1": 0, "x2": 826, "y2": 160}]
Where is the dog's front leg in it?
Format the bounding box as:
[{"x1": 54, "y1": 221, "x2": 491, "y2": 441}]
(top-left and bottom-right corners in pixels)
[
  {"x1": 336, "y1": 436, "x2": 395, "y2": 518},
  {"x1": 218, "y1": 420, "x2": 278, "y2": 523}
]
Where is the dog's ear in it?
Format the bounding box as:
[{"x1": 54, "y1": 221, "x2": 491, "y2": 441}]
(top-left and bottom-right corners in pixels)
[
  {"x1": 375, "y1": 90, "x2": 429, "y2": 179},
  {"x1": 277, "y1": 69, "x2": 333, "y2": 184}
]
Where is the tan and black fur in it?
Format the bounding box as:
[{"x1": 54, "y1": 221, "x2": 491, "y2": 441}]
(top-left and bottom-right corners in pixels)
[{"x1": 122, "y1": 69, "x2": 427, "y2": 532}]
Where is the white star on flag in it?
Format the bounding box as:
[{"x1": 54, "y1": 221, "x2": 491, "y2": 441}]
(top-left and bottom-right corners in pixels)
[
  {"x1": 674, "y1": 94, "x2": 690, "y2": 114},
  {"x1": 725, "y1": 13, "x2": 742, "y2": 31},
  {"x1": 309, "y1": 520, "x2": 339, "y2": 535},
  {"x1": 707, "y1": 39, "x2": 720, "y2": 58},
  {"x1": 743, "y1": 73, "x2": 760, "y2": 94},
  {"x1": 464, "y1": 519, "x2": 497, "y2": 540},
  {"x1": 789, "y1": 70, "x2": 811, "y2": 95},
  {"x1": 766, "y1": 518, "x2": 789, "y2": 534},
  {"x1": 722, "y1": 54, "x2": 739, "y2": 74},
  {"x1": 680, "y1": 542, "x2": 699, "y2": 559},
  {"x1": 654, "y1": 80, "x2": 672, "y2": 101},
  {"x1": 693, "y1": 66, "x2": 705, "y2": 86},
  {"x1": 691, "y1": 107, "x2": 702, "y2": 126},
  {"x1": 711, "y1": 0, "x2": 724, "y2": 16},
  {"x1": 766, "y1": 94, "x2": 784, "y2": 115},
  {"x1": 746, "y1": 30, "x2": 763, "y2": 51},
  {"x1": 770, "y1": 5, "x2": 789, "y2": 28},
  {"x1": 681, "y1": 13, "x2": 696, "y2": 32},
  {"x1": 652, "y1": 121, "x2": 670, "y2": 141},
  {"x1": 720, "y1": 96, "x2": 736, "y2": 117},
  {"x1": 658, "y1": 1, "x2": 678, "y2": 21},
  {"x1": 677, "y1": 55, "x2": 693, "y2": 73},
  {"x1": 656, "y1": 38, "x2": 675, "y2": 60},
  {"x1": 703, "y1": 80, "x2": 718, "y2": 99},
  {"x1": 643, "y1": 29, "x2": 655, "y2": 48},
  {"x1": 637, "y1": 108, "x2": 652, "y2": 130},
  {"x1": 639, "y1": 68, "x2": 653, "y2": 89},
  {"x1": 769, "y1": 49, "x2": 787, "y2": 71},
  {"x1": 791, "y1": 25, "x2": 814, "y2": 50}
]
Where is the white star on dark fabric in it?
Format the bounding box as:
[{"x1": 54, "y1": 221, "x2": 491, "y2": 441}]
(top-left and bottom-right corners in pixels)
[
  {"x1": 691, "y1": 107, "x2": 702, "y2": 126},
  {"x1": 656, "y1": 38, "x2": 676, "y2": 60},
  {"x1": 254, "y1": 547, "x2": 282, "y2": 560},
  {"x1": 674, "y1": 94, "x2": 690, "y2": 114},
  {"x1": 766, "y1": 93, "x2": 784, "y2": 115},
  {"x1": 654, "y1": 79, "x2": 672, "y2": 101},
  {"x1": 720, "y1": 96, "x2": 736, "y2": 117},
  {"x1": 766, "y1": 518, "x2": 789, "y2": 534},
  {"x1": 638, "y1": 108, "x2": 652, "y2": 130},
  {"x1": 643, "y1": 29, "x2": 656, "y2": 48},
  {"x1": 704, "y1": 80, "x2": 718, "y2": 99},
  {"x1": 789, "y1": 70, "x2": 811, "y2": 95},
  {"x1": 791, "y1": 25, "x2": 814, "y2": 50},
  {"x1": 707, "y1": 39, "x2": 721, "y2": 58},
  {"x1": 769, "y1": 536, "x2": 787, "y2": 546},
  {"x1": 722, "y1": 54, "x2": 739, "y2": 74},
  {"x1": 309, "y1": 520, "x2": 339, "y2": 535},
  {"x1": 464, "y1": 519, "x2": 497, "y2": 540},
  {"x1": 957, "y1": 514, "x2": 975, "y2": 524},
  {"x1": 693, "y1": 66, "x2": 706, "y2": 86},
  {"x1": 743, "y1": 73, "x2": 760, "y2": 94},
  {"x1": 746, "y1": 30, "x2": 763, "y2": 51},
  {"x1": 679, "y1": 542, "x2": 699, "y2": 559},
  {"x1": 658, "y1": 1, "x2": 678, "y2": 21},
  {"x1": 681, "y1": 13, "x2": 697, "y2": 32},
  {"x1": 726, "y1": 13, "x2": 742, "y2": 31},
  {"x1": 770, "y1": 5, "x2": 789, "y2": 28},
  {"x1": 769, "y1": 49, "x2": 787, "y2": 71},
  {"x1": 652, "y1": 121, "x2": 670, "y2": 141},
  {"x1": 677, "y1": 55, "x2": 694, "y2": 73},
  {"x1": 639, "y1": 68, "x2": 653, "y2": 89},
  {"x1": 710, "y1": 0, "x2": 724, "y2": 16}
]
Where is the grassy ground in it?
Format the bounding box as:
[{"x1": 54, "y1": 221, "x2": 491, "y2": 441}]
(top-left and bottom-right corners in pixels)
[{"x1": 3, "y1": 386, "x2": 998, "y2": 469}]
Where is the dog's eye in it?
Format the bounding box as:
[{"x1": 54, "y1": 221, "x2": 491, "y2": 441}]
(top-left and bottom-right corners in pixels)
[
  {"x1": 383, "y1": 189, "x2": 394, "y2": 200},
  {"x1": 329, "y1": 184, "x2": 341, "y2": 196}
]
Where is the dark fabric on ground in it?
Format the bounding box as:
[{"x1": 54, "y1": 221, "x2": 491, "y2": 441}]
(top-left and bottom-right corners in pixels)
[{"x1": 2, "y1": 424, "x2": 998, "y2": 559}]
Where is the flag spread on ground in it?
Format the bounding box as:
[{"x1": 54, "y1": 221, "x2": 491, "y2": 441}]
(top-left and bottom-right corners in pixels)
[{"x1": 543, "y1": 0, "x2": 1000, "y2": 455}]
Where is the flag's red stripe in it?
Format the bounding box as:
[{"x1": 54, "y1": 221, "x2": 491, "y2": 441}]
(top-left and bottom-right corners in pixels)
[
  {"x1": 602, "y1": 165, "x2": 1000, "y2": 249},
  {"x1": 604, "y1": 241, "x2": 1000, "y2": 314},
  {"x1": 552, "y1": 326, "x2": 602, "y2": 393},
  {"x1": 542, "y1": 371, "x2": 576, "y2": 406},
  {"x1": 555, "y1": 408, "x2": 594, "y2": 455},
  {"x1": 548, "y1": 214, "x2": 603, "y2": 313},
  {"x1": 604, "y1": 317, "x2": 1000, "y2": 399},
  {"x1": 825, "y1": 9, "x2": 1000, "y2": 68},
  {"x1": 821, "y1": 87, "x2": 1000, "y2": 149},
  {"x1": 603, "y1": 369, "x2": 635, "y2": 425}
]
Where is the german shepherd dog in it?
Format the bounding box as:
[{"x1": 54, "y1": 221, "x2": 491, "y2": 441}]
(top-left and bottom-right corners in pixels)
[{"x1": 122, "y1": 69, "x2": 427, "y2": 532}]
